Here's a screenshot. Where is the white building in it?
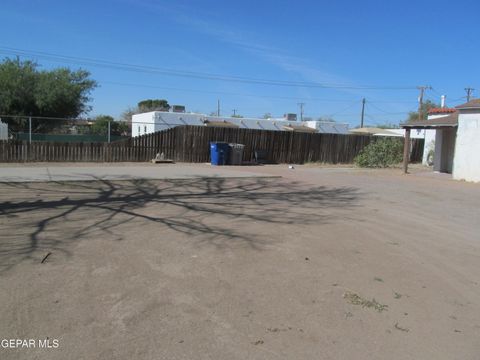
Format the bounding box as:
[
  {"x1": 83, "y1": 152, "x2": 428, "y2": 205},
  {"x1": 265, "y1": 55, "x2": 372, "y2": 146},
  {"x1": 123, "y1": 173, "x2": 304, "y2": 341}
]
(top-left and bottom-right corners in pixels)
[
  {"x1": 403, "y1": 99, "x2": 480, "y2": 182},
  {"x1": 452, "y1": 100, "x2": 480, "y2": 182},
  {"x1": 131, "y1": 110, "x2": 350, "y2": 137}
]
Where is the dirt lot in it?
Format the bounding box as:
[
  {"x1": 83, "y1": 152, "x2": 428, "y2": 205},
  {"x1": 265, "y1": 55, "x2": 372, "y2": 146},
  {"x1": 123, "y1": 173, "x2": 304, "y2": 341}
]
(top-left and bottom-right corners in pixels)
[{"x1": 1, "y1": 165, "x2": 479, "y2": 359}]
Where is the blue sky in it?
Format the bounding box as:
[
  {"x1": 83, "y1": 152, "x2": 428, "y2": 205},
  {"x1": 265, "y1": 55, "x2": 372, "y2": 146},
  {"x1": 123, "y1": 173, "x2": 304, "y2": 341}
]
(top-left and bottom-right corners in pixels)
[{"x1": 1, "y1": 0, "x2": 478, "y2": 126}]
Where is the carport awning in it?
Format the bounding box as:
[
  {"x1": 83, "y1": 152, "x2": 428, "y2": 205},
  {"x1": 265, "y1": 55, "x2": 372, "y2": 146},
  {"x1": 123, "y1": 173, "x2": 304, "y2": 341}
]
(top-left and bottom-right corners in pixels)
[{"x1": 402, "y1": 113, "x2": 458, "y2": 129}]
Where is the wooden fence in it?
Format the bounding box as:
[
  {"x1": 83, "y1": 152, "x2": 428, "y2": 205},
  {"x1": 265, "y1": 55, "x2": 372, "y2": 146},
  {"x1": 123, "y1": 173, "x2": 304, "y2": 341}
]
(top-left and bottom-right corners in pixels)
[{"x1": 0, "y1": 126, "x2": 424, "y2": 164}]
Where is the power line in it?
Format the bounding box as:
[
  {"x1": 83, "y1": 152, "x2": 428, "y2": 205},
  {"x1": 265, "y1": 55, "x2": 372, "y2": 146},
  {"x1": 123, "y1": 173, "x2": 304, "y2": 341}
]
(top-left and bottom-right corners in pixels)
[
  {"x1": 430, "y1": 87, "x2": 443, "y2": 97},
  {"x1": 366, "y1": 101, "x2": 414, "y2": 115},
  {"x1": 101, "y1": 80, "x2": 365, "y2": 103},
  {"x1": 0, "y1": 46, "x2": 418, "y2": 90},
  {"x1": 327, "y1": 102, "x2": 359, "y2": 117},
  {"x1": 102, "y1": 80, "x2": 418, "y2": 105}
]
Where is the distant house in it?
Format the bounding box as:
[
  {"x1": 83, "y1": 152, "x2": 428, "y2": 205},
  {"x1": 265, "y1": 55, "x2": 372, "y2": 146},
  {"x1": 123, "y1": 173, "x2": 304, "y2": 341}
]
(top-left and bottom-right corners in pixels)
[{"x1": 403, "y1": 99, "x2": 480, "y2": 182}]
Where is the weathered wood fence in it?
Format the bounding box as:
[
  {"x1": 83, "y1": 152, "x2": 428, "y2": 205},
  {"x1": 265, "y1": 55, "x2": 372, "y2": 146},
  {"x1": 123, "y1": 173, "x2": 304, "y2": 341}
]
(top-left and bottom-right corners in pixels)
[{"x1": 0, "y1": 126, "x2": 424, "y2": 164}]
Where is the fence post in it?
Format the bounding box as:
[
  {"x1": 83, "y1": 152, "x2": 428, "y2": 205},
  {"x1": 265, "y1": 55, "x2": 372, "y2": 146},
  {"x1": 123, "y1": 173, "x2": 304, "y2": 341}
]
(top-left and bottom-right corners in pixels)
[
  {"x1": 107, "y1": 121, "x2": 111, "y2": 143},
  {"x1": 403, "y1": 128, "x2": 411, "y2": 174},
  {"x1": 29, "y1": 117, "x2": 32, "y2": 144}
]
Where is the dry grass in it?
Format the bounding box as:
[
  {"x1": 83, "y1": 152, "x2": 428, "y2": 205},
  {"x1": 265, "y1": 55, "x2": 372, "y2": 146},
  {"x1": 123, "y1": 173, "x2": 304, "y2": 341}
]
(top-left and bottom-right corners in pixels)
[{"x1": 343, "y1": 291, "x2": 388, "y2": 313}]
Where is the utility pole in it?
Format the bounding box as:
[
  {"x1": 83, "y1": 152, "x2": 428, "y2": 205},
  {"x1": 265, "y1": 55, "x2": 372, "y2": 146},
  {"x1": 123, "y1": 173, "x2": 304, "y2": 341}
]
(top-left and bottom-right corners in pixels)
[
  {"x1": 232, "y1": 109, "x2": 237, "y2": 117},
  {"x1": 297, "y1": 102, "x2": 305, "y2": 121},
  {"x1": 417, "y1": 86, "x2": 431, "y2": 121},
  {"x1": 360, "y1": 98, "x2": 366, "y2": 128},
  {"x1": 465, "y1": 87, "x2": 474, "y2": 102},
  {"x1": 217, "y1": 99, "x2": 220, "y2": 117}
]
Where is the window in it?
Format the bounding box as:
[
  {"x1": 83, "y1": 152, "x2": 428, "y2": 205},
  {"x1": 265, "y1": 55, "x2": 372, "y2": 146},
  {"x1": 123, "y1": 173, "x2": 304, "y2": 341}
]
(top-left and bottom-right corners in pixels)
[
  {"x1": 138, "y1": 126, "x2": 140, "y2": 135},
  {"x1": 144, "y1": 126, "x2": 147, "y2": 133}
]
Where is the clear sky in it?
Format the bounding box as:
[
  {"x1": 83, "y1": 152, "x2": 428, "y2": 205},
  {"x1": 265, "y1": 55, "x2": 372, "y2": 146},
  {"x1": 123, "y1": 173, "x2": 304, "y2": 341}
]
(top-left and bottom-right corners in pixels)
[{"x1": 1, "y1": 0, "x2": 478, "y2": 126}]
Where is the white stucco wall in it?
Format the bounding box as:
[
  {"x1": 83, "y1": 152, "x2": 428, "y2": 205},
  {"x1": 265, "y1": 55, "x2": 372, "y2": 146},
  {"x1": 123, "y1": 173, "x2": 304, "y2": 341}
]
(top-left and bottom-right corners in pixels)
[
  {"x1": 422, "y1": 129, "x2": 436, "y2": 165},
  {"x1": 453, "y1": 113, "x2": 480, "y2": 182},
  {"x1": 131, "y1": 112, "x2": 156, "y2": 137}
]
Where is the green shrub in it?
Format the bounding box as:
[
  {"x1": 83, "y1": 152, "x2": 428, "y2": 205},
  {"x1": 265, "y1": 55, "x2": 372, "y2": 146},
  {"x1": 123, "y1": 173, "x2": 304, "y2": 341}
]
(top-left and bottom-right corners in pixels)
[{"x1": 354, "y1": 138, "x2": 403, "y2": 168}]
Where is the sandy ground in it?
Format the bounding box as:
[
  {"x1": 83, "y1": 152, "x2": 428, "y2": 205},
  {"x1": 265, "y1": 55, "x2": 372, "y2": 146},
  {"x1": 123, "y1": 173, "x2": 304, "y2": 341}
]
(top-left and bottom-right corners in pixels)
[
  {"x1": 0, "y1": 164, "x2": 479, "y2": 359},
  {"x1": 0, "y1": 163, "x2": 276, "y2": 182}
]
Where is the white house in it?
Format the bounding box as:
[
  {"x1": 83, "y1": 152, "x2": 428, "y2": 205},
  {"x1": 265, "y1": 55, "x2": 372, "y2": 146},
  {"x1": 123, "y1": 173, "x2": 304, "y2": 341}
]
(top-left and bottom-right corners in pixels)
[
  {"x1": 131, "y1": 110, "x2": 350, "y2": 137},
  {"x1": 403, "y1": 99, "x2": 480, "y2": 182}
]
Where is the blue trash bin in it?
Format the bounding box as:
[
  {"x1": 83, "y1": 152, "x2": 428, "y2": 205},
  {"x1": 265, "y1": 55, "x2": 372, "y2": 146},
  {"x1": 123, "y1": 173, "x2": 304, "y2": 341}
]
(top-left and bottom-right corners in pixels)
[{"x1": 210, "y1": 142, "x2": 230, "y2": 165}]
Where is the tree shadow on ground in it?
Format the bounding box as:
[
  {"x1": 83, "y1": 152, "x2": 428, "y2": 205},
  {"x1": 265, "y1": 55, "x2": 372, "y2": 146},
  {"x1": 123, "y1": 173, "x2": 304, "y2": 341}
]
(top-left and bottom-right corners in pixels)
[{"x1": 0, "y1": 177, "x2": 362, "y2": 272}]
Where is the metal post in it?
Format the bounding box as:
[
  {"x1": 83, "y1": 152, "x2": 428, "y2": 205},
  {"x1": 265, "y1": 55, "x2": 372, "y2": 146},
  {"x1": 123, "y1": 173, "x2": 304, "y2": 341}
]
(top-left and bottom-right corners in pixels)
[
  {"x1": 360, "y1": 98, "x2": 366, "y2": 128},
  {"x1": 465, "y1": 87, "x2": 474, "y2": 102},
  {"x1": 107, "y1": 121, "x2": 111, "y2": 143},
  {"x1": 29, "y1": 117, "x2": 32, "y2": 144},
  {"x1": 297, "y1": 102, "x2": 305, "y2": 121},
  {"x1": 403, "y1": 128, "x2": 411, "y2": 174}
]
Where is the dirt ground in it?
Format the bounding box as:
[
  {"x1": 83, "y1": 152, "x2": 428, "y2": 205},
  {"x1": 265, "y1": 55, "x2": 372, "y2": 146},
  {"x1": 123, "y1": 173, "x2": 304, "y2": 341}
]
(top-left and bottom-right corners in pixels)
[{"x1": 1, "y1": 164, "x2": 479, "y2": 359}]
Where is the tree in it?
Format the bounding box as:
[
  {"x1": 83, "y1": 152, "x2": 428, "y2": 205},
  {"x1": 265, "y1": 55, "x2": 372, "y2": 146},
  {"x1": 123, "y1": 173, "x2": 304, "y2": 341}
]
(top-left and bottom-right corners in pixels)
[
  {"x1": 406, "y1": 100, "x2": 439, "y2": 123},
  {"x1": 0, "y1": 57, "x2": 97, "y2": 132},
  {"x1": 120, "y1": 99, "x2": 170, "y2": 131},
  {"x1": 120, "y1": 107, "x2": 136, "y2": 122},
  {"x1": 137, "y1": 99, "x2": 170, "y2": 112},
  {"x1": 231, "y1": 114, "x2": 244, "y2": 118},
  {"x1": 262, "y1": 113, "x2": 272, "y2": 119},
  {"x1": 354, "y1": 138, "x2": 403, "y2": 168},
  {"x1": 91, "y1": 115, "x2": 129, "y2": 136}
]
